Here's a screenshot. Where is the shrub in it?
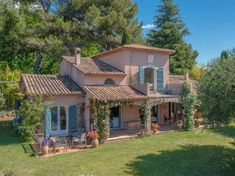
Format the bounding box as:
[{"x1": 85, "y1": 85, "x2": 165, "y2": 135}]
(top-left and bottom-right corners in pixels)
[
  {"x1": 18, "y1": 96, "x2": 44, "y2": 141},
  {"x1": 0, "y1": 93, "x2": 5, "y2": 112},
  {"x1": 181, "y1": 83, "x2": 197, "y2": 131},
  {"x1": 199, "y1": 50, "x2": 235, "y2": 125}
]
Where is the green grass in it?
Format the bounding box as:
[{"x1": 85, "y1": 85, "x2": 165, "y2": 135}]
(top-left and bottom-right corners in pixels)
[{"x1": 0, "y1": 124, "x2": 235, "y2": 176}]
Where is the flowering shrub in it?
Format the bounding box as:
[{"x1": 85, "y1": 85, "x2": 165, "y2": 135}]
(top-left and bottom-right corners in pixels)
[
  {"x1": 151, "y1": 123, "x2": 160, "y2": 133},
  {"x1": 86, "y1": 131, "x2": 99, "y2": 140},
  {"x1": 43, "y1": 139, "x2": 51, "y2": 146},
  {"x1": 175, "y1": 120, "x2": 184, "y2": 129}
]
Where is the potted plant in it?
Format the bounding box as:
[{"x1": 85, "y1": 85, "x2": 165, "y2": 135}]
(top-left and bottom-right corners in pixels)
[
  {"x1": 42, "y1": 139, "x2": 50, "y2": 155},
  {"x1": 86, "y1": 130, "x2": 99, "y2": 148},
  {"x1": 175, "y1": 120, "x2": 183, "y2": 130},
  {"x1": 151, "y1": 123, "x2": 160, "y2": 134}
]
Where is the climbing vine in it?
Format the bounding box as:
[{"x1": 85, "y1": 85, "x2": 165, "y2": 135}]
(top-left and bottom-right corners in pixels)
[
  {"x1": 180, "y1": 83, "x2": 197, "y2": 131},
  {"x1": 139, "y1": 99, "x2": 152, "y2": 134},
  {"x1": 90, "y1": 99, "x2": 133, "y2": 143}
]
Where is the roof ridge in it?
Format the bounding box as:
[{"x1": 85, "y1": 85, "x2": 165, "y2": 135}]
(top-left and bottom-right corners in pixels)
[
  {"x1": 22, "y1": 74, "x2": 58, "y2": 77},
  {"x1": 92, "y1": 44, "x2": 175, "y2": 59}
]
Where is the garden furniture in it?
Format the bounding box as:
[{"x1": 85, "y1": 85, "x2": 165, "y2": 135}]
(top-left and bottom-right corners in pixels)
[
  {"x1": 35, "y1": 133, "x2": 44, "y2": 152},
  {"x1": 72, "y1": 133, "x2": 87, "y2": 147}
]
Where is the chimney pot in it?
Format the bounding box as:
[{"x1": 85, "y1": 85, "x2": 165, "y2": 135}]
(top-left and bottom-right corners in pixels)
[{"x1": 74, "y1": 48, "x2": 81, "y2": 65}]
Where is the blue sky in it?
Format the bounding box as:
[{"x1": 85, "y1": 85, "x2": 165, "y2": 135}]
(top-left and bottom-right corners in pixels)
[{"x1": 133, "y1": 0, "x2": 235, "y2": 65}]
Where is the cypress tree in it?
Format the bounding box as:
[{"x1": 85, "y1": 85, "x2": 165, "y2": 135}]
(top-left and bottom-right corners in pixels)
[{"x1": 148, "y1": 0, "x2": 198, "y2": 74}]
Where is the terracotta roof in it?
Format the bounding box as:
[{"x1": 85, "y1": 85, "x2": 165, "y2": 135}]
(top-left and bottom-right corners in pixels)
[
  {"x1": 22, "y1": 74, "x2": 84, "y2": 96},
  {"x1": 92, "y1": 44, "x2": 175, "y2": 58},
  {"x1": 63, "y1": 56, "x2": 125, "y2": 76},
  {"x1": 84, "y1": 85, "x2": 148, "y2": 101}
]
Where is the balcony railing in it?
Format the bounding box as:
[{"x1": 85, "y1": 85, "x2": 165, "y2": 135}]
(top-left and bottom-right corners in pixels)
[{"x1": 131, "y1": 83, "x2": 183, "y2": 96}]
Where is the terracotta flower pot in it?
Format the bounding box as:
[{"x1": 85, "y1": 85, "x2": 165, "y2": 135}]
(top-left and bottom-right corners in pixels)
[
  {"x1": 42, "y1": 145, "x2": 49, "y2": 155},
  {"x1": 176, "y1": 124, "x2": 183, "y2": 130},
  {"x1": 92, "y1": 139, "x2": 99, "y2": 148}
]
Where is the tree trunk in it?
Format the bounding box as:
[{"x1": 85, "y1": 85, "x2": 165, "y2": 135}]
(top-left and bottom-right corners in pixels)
[{"x1": 33, "y1": 53, "x2": 42, "y2": 74}]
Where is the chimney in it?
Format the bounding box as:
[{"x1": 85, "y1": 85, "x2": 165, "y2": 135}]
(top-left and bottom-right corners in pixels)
[
  {"x1": 74, "y1": 48, "x2": 81, "y2": 65},
  {"x1": 185, "y1": 72, "x2": 189, "y2": 80}
]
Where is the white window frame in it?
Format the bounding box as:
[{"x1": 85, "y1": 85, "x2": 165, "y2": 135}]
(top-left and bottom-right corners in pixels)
[
  {"x1": 50, "y1": 105, "x2": 69, "y2": 136},
  {"x1": 141, "y1": 64, "x2": 158, "y2": 91}
]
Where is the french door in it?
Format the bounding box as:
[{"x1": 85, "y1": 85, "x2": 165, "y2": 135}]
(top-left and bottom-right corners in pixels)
[{"x1": 50, "y1": 106, "x2": 68, "y2": 135}]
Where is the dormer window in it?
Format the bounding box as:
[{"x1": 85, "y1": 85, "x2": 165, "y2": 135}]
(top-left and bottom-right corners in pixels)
[{"x1": 104, "y1": 78, "x2": 115, "y2": 85}]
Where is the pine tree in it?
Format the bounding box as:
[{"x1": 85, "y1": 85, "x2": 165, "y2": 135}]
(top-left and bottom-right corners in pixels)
[
  {"x1": 148, "y1": 0, "x2": 198, "y2": 74},
  {"x1": 59, "y1": 0, "x2": 143, "y2": 50}
]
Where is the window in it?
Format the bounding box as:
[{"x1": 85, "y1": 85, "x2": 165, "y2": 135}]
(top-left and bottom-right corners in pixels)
[
  {"x1": 104, "y1": 78, "x2": 115, "y2": 85},
  {"x1": 60, "y1": 106, "x2": 66, "y2": 130},
  {"x1": 50, "y1": 106, "x2": 67, "y2": 131},
  {"x1": 157, "y1": 68, "x2": 164, "y2": 90},
  {"x1": 51, "y1": 106, "x2": 58, "y2": 131},
  {"x1": 144, "y1": 67, "x2": 154, "y2": 84}
]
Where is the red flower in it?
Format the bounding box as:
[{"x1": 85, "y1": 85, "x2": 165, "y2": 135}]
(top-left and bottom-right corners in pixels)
[{"x1": 86, "y1": 130, "x2": 99, "y2": 140}]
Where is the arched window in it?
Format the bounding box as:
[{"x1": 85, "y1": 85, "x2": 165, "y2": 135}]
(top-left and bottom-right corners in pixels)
[{"x1": 104, "y1": 78, "x2": 115, "y2": 85}]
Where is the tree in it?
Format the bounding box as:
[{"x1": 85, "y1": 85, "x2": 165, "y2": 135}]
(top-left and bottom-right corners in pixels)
[
  {"x1": 121, "y1": 30, "x2": 131, "y2": 45},
  {"x1": 18, "y1": 96, "x2": 44, "y2": 141},
  {"x1": 181, "y1": 83, "x2": 197, "y2": 130},
  {"x1": 59, "y1": 0, "x2": 143, "y2": 50},
  {"x1": 0, "y1": 93, "x2": 5, "y2": 112},
  {"x1": 0, "y1": 1, "x2": 144, "y2": 74},
  {"x1": 81, "y1": 42, "x2": 101, "y2": 57},
  {"x1": 147, "y1": 0, "x2": 198, "y2": 74},
  {"x1": 199, "y1": 50, "x2": 235, "y2": 125},
  {"x1": 0, "y1": 3, "x2": 31, "y2": 71},
  {"x1": 190, "y1": 64, "x2": 205, "y2": 81},
  {"x1": 0, "y1": 66, "x2": 21, "y2": 110}
]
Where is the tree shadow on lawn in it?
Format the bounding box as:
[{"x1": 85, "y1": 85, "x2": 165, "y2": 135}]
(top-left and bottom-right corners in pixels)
[
  {"x1": 125, "y1": 145, "x2": 235, "y2": 176},
  {"x1": 210, "y1": 125, "x2": 235, "y2": 138},
  {"x1": 0, "y1": 125, "x2": 24, "y2": 146}
]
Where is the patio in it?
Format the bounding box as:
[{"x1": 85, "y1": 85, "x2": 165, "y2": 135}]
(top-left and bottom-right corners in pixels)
[
  {"x1": 31, "y1": 125, "x2": 177, "y2": 157},
  {"x1": 32, "y1": 135, "x2": 92, "y2": 157},
  {"x1": 108, "y1": 125, "x2": 177, "y2": 141},
  {"x1": 33, "y1": 129, "x2": 93, "y2": 157}
]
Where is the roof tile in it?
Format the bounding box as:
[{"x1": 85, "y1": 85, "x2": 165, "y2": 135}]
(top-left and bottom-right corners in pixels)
[
  {"x1": 63, "y1": 56, "x2": 125, "y2": 76},
  {"x1": 22, "y1": 74, "x2": 84, "y2": 96},
  {"x1": 84, "y1": 85, "x2": 148, "y2": 101}
]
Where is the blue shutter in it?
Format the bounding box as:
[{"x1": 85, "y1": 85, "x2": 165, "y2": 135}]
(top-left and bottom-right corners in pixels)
[
  {"x1": 139, "y1": 66, "x2": 145, "y2": 84},
  {"x1": 69, "y1": 105, "x2": 77, "y2": 131},
  {"x1": 44, "y1": 106, "x2": 51, "y2": 139},
  {"x1": 157, "y1": 68, "x2": 164, "y2": 90}
]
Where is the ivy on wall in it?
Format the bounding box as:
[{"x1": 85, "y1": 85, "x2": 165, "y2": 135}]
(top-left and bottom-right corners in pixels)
[
  {"x1": 180, "y1": 83, "x2": 197, "y2": 131},
  {"x1": 139, "y1": 100, "x2": 152, "y2": 135},
  {"x1": 90, "y1": 99, "x2": 133, "y2": 143}
]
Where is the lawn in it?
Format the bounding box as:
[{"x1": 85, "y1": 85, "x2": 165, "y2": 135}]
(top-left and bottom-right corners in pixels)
[{"x1": 0, "y1": 123, "x2": 235, "y2": 176}]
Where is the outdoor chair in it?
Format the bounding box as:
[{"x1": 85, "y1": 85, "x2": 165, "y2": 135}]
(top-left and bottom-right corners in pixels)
[
  {"x1": 72, "y1": 133, "x2": 87, "y2": 147},
  {"x1": 69, "y1": 128, "x2": 84, "y2": 137},
  {"x1": 54, "y1": 137, "x2": 68, "y2": 152},
  {"x1": 35, "y1": 133, "x2": 44, "y2": 152}
]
